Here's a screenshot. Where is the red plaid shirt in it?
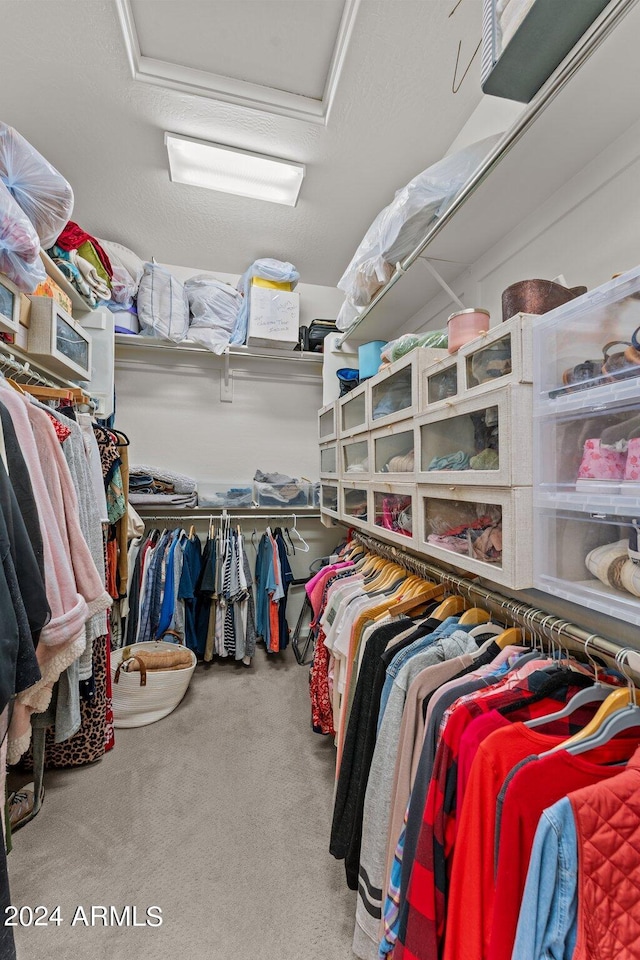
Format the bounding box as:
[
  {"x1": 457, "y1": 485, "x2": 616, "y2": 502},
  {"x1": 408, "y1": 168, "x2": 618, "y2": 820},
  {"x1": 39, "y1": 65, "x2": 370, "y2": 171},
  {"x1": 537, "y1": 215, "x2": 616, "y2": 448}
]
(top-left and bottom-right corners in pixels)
[{"x1": 396, "y1": 667, "x2": 592, "y2": 960}]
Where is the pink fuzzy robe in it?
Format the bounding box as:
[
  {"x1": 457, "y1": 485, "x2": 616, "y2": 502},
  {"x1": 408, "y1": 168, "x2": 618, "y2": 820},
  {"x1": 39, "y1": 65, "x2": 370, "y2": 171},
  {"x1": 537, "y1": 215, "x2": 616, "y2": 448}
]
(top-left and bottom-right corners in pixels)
[{"x1": 0, "y1": 386, "x2": 111, "y2": 760}]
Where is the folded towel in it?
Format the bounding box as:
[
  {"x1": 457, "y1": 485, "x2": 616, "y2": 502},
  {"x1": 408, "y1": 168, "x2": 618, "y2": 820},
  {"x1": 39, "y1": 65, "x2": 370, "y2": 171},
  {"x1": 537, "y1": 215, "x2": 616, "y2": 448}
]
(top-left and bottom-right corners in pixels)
[{"x1": 131, "y1": 466, "x2": 197, "y2": 495}]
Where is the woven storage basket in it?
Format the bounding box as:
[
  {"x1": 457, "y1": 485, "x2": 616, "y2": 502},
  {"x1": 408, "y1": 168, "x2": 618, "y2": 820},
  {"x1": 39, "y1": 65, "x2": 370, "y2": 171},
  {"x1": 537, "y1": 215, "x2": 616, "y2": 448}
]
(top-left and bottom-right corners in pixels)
[{"x1": 111, "y1": 640, "x2": 197, "y2": 728}]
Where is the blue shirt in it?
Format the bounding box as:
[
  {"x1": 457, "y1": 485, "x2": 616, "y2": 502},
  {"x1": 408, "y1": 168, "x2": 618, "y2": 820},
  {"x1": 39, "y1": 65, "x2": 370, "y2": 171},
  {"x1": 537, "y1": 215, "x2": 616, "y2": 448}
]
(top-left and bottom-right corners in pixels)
[{"x1": 512, "y1": 796, "x2": 578, "y2": 960}]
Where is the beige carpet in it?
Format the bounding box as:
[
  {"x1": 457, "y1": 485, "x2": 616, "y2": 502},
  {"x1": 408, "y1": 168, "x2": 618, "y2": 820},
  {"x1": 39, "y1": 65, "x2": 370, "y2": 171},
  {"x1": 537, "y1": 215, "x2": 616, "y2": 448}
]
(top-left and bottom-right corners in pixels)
[{"x1": 8, "y1": 651, "x2": 356, "y2": 960}]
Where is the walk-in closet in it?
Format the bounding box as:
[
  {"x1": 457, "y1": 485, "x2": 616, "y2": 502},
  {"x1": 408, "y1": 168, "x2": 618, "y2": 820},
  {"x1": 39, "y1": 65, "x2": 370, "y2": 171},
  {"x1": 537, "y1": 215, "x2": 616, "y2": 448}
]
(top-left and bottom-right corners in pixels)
[{"x1": 1, "y1": 1, "x2": 640, "y2": 959}]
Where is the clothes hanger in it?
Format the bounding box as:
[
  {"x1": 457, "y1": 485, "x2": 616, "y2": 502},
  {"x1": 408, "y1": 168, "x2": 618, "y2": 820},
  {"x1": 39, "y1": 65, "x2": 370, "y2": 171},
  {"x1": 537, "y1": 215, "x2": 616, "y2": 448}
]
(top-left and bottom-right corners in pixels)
[
  {"x1": 525, "y1": 633, "x2": 614, "y2": 729},
  {"x1": 388, "y1": 582, "x2": 445, "y2": 617},
  {"x1": 6, "y1": 377, "x2": 26, "y2": 395},
  {"x1": 432, "y1": 595, "x2": 465, "y2": 620},
  {"x1": 284, "y1": 526, "x2": 296, "y2": 556},
  {"x1": 458, "y1": 607, "x2": 491, "y2": 626},
  {"x1": 290, "y1": 515, "x2": 310, "y2": 553},
  {"x1": 546, "y1": 649, "x2": 640, "y2": 756},
  {"x1": 468, "y1": 622, "x2": 504, "y2": 638}
]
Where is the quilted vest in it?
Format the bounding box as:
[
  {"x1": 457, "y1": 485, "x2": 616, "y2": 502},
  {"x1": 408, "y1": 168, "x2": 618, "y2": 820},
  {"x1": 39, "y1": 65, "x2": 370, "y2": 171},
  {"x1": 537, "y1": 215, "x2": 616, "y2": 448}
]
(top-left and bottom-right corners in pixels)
[{"x1": 570, "y1": 752, "x2": 640, "y2": 960}]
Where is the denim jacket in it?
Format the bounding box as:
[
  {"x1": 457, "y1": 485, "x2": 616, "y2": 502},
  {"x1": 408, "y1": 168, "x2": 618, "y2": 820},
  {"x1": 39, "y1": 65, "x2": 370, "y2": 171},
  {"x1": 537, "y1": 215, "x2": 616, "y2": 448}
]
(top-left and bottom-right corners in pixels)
[{"x1": 512, "y1": 796, "x2": 578, "y2": 960}]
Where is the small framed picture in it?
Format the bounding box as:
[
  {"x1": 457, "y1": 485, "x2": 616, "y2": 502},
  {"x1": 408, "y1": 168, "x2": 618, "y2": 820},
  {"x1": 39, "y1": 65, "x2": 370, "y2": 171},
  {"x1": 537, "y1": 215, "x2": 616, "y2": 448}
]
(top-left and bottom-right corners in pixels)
[{"x1": 0, "y1": 274, "x2": 20, "y2": 335}]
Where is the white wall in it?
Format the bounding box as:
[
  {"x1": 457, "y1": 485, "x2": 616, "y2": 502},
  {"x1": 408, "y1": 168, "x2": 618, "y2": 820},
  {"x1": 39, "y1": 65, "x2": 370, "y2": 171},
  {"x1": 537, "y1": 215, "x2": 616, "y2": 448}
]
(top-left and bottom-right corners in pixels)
[
  {"x1": 114, "y1": 268, "x2": 344, "y2": 604},
  {"x1": 403, "y1": 113, "x2": 640, "y2": 335}
]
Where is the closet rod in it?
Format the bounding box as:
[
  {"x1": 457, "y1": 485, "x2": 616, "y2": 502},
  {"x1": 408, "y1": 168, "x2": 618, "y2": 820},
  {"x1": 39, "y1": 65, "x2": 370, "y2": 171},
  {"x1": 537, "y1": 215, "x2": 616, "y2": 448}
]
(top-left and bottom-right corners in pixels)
[
  {"x1": 139, "y1": 512, "x2": 322, "y2": 522},
  {"x1": 336, "y1": 0, "x2": 636, "y2": 347},
  {"x1": 351, "y1": 531, "x2": 629, "y2": 667},
  {"x1": 0, "y1": 345, "x2": 81, "y2": 391}
]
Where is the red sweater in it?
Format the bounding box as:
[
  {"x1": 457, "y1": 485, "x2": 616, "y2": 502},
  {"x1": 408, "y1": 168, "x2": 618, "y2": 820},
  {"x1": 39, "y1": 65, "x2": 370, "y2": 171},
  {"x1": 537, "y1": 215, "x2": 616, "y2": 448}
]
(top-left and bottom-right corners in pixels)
[{"x1": 488, "y1": 739, "x2": 639, "y2": 960}]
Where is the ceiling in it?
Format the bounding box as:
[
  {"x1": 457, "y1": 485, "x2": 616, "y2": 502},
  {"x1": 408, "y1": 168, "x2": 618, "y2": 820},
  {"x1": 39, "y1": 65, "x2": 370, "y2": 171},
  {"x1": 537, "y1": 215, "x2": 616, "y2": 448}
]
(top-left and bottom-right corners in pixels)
[{"x1": 0, "y1": 0, "x2": 485, "y2": 287}]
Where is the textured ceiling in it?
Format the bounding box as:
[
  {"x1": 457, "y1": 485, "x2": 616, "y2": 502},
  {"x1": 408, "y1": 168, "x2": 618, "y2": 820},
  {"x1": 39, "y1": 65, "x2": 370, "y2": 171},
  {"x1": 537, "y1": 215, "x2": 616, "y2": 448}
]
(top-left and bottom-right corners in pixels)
[
  {"x1": 0, "y1": 0, "x2": 485, "y2": 287},
  {"x1": 131, "y1": 0, "x2": 346, "y2": 99}
]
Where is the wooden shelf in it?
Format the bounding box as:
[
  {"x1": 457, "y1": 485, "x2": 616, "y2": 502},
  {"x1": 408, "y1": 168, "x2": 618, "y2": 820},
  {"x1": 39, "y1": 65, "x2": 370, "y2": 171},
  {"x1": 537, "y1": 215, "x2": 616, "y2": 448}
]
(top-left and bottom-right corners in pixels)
[
  {"x1": 40, "y1": 251, "x2": 94, "y2": 316},
  {"x1": 338, "y1": 0, "x2": 640, "y2": 342}
]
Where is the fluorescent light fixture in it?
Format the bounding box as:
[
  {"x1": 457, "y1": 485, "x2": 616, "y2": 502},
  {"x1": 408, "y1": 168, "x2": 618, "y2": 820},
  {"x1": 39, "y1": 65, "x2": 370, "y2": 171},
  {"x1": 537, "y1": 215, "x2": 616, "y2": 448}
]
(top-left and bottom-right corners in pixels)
[{"x1": 164, "y1": 133, "x2": 305, "y2": 206}]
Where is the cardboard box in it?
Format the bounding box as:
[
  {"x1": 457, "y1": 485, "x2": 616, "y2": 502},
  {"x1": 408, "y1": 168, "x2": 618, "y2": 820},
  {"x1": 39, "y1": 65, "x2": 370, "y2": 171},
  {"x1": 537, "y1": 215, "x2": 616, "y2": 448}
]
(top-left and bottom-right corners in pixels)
[
  {"x1": 33, "y1": 276, "x2": 73, "y2": 316},
  {"x1": 247, "y1": 286, "x2": 300, "y2": 348}
]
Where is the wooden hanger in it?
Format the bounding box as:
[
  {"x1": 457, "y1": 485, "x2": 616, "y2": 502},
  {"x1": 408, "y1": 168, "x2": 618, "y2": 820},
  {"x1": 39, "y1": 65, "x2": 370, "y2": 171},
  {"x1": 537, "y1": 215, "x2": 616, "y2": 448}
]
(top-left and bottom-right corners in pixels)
[
  {"x1": 389, "y1": 582, "x2": 444, "y2": 617},
  {"x1": 551, "y1": 688, "x2": 631, "y2": 750},
  {"x1": 21, "y1": 384, "x2": 73, "y2": 402},
  {"x1": 459, "y1": 607, "x2": 491, "y2": 626},
  {"x1": 6, "y1": 377, "x2": 26, "y2": 395},
  {"x1": 432, "y1": 595, "x2": 465, "y2": 620},
  {"x1": 493, "y1": 627, "x2": 524, "y2": 650}
]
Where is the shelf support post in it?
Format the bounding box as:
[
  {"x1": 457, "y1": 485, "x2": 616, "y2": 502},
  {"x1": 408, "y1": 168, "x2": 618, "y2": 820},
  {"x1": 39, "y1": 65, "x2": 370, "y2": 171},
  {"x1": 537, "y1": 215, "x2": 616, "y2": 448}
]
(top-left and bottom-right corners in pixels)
[{"x1": 220, "y1": 347, "x2": 233, "y2": 402}]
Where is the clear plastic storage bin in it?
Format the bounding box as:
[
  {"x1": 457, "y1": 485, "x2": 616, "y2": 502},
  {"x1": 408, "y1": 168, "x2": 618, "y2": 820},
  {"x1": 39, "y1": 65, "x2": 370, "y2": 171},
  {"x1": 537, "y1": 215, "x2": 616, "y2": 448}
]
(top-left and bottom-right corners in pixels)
[
  {"x1": 341, "y1": 437, "x2": 370, "y2": 478},
  {"x1": 198, "y1": 483, "x2": 255, "y2": 508},
  {"x1": 533, "y1": 507, "x2": 640, "y2": 625},
  {"x1": 339, "y1": 382, "x2": 368, "y2": 437},
  {"x1": 533, "y1": 268, "x2": 640, "y2": 412},
  {"x1": 254, "y1": 479, "x2": 311, "y2": 508},
  {"x1": 372, "y1": 423, "x2": 415, "y2": 479},
  {"x1": 534, "y1": 399, "x2": 640, "y2": 498}
]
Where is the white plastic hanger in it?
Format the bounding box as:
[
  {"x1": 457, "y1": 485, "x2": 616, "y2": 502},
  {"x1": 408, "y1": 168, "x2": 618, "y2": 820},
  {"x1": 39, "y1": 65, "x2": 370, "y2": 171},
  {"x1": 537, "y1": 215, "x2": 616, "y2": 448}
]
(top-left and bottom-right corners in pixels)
[{"x1": 290, "y1": 514, "x2": 310, "y2": 553}]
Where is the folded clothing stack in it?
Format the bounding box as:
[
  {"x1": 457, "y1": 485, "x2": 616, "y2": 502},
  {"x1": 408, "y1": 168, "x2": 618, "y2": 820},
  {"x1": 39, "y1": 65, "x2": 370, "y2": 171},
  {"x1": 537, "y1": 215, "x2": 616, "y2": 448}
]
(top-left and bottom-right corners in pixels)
[
  {"x1": 254, "y1": 469, "x2": 309, "y2": 507},
  {"x1": 427, "y1": 513, "x2": 503, "y2": 563},
  {"x1": 129, "y1": 465, "x2": 198, "y2": 508},
  {"x1": 48, "y1": 220, "x2": 115, "y2": 307}
]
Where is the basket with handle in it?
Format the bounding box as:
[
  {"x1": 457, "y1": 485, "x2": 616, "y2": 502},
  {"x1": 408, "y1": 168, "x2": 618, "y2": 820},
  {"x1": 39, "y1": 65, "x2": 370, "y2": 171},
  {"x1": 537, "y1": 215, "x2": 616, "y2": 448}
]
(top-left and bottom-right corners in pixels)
[{"x1": 111, "y1": 638, "x2": 197, "y2": 728}]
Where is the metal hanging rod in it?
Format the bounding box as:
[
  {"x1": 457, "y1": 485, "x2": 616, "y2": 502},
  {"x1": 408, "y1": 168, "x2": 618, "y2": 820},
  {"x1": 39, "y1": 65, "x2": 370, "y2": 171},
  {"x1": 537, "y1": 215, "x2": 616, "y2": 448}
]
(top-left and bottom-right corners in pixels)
[
  {"x1": 139, "y1": 512, "x2": 322, "y2": 522},
  {"x1": 336, "y1": 0, "x2": 636, "y2": 348},
  {"x1": 351, "y1": 530, "x2": 630, "y2": 668},
  {"x1": 0, "y1": 347, "x2": 81, "y2": 391}
]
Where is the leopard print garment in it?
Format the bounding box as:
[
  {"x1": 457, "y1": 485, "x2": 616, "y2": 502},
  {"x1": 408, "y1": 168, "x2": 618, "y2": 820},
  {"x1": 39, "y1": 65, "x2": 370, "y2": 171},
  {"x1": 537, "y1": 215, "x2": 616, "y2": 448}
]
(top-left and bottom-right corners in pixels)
[{"x1": 23, "y1": 634, "x2": 108, "y2": 770}]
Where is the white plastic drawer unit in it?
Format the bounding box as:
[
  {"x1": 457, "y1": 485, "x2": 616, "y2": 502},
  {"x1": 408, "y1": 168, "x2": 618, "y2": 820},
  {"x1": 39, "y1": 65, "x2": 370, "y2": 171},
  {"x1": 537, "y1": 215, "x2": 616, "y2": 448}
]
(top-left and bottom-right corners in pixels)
[
  {"x1": 419, "y1": 355, "x2": 459, "y2": 411},
  {"x1": 533, "y1": 266, "x2": 640, "y2": 414},
  {"x1": 341, "y1": 481, "x2": 369, "y2": 528},
  {"x1": 416, "y1": 384, "x2": 533, "y2": 487},
  {"x1": 371, "y1": 422, "x2": 416, "y2": 481},
  {"x1": 458, "y1": 312, "x2": 533, "y2": 397},
  {"x1": 417, "y1": 484, "x2": 533, "y2": 589},
  {"x1": 338, "y1": 381, "x2": 368, "y2": 438},
  {"x1": 340, "y1": 435, "x2": 370, "y2": 480},
  {"x1": 370, "y1": 482, "x2": 416, "y2": 548},
  {"x1": 0, "y1": 272, "x2": 21, "y2": 335},
  {"x1": 534, "y1": 505, "x2": 640, "y2": 626},
  {"x1": 27, "y1": 295, "x2": 92, "y2": 380},
  {"x1": 320, "y1": 442, "x2": 338, "y2": 478},
  {"x1": 370, "y1": 352, "x2": 417, "y2": 428},
  {"x1": 534, "y1": 397, "x2": 640, "y2": 499},
  {"x1": 320, "y1": 482, "x2": 339, "y2": 517},
  {"x1": 318, "y1": 402, "x2": 338, "y2": 442}
]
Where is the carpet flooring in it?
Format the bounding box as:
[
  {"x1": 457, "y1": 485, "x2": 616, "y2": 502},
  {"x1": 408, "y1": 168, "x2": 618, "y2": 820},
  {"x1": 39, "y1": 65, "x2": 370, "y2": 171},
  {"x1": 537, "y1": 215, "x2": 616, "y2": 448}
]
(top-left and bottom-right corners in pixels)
[{"x1": 8, "y1": 650, "x2": 356, "y2": 960}]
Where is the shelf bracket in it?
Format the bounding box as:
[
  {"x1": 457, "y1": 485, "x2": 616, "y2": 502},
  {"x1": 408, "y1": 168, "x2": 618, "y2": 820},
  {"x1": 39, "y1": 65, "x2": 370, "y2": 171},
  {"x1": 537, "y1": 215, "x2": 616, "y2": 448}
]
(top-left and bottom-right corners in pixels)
[
  {"x1": 220, "y1": 348, "x2": 233, "y2": 402},
  {"x1": 420, "y1": 258, "x2": 466, "y2": 310}
]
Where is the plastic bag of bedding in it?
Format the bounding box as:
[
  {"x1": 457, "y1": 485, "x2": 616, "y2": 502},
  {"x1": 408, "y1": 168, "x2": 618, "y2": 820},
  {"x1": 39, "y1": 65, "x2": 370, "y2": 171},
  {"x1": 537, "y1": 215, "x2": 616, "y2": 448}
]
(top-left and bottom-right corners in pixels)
[
  {"x1": 337, "y1": 135, "x2": 501, "y2": 310},
  {"x1": 0, "y1": 179, "x2": 46, "y2": 291},
  {"x1": 137, "y1": 261, "x2": 189, "y2": 343},
  {"x1": 0, "y1": 122, "x2": 73, "y2": 248},
  {"x1": 185, "y1": 274, "x2": 242, "y2": 354}
]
